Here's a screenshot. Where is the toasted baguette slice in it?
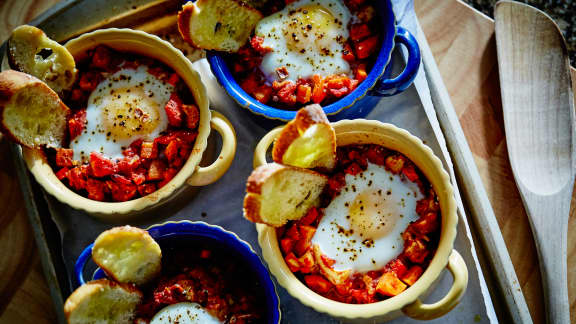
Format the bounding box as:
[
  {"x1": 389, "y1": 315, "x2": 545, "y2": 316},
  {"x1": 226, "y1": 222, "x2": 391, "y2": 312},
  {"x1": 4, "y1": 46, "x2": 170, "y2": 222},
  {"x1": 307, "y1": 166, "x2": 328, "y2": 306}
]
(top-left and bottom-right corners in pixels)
[
  {"x1": 92, "y1": 226, "x2": 162, "y2": 286},
  {"x1": 272, "y1": 104, "x2": 337, "y2": 172},
  {"x1": 0, "y1": 70, "x2": 69, "y2": 148},
  {"x1": 178, "y1": 0, "x2": 263, "y2": 52},
  {"x1": 8, "y1": 25, "x2": 77, "y2": 94},
  {"x1": 244, "y1": 163, "x2": 328, "y2": 227},
  {"x1": 64, "y1": 279, "x2": 143, "y2": 324}
]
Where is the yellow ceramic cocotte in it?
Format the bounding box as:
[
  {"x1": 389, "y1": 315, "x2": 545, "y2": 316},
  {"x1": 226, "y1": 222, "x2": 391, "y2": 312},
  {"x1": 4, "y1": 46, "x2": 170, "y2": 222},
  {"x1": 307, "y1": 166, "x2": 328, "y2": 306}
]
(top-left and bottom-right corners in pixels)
[
  {"x1": 21, "y1": 28, "x2": 236, "y2": 220},
  {"x1": 253, "y1": 119, "x2": 468, "y2": 322}
]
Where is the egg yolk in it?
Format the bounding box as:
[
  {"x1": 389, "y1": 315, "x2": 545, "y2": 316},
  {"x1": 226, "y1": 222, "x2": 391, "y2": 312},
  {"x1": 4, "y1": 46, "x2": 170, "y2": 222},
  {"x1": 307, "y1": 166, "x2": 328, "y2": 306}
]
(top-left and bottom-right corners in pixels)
[
  {"x1": 284, "y1": 5, "x2": 343, "y2": 53},
  {"x1": 348, "y1": 188, "x2": 399, "y2": 240},
  {"x1": 101, "y1": 87, "x2": 162, "y2": 140}
]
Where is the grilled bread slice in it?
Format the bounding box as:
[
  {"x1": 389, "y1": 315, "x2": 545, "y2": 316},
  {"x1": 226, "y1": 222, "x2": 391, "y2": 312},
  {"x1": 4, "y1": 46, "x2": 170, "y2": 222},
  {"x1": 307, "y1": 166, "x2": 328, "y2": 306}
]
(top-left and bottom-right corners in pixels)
[
  {"x1": 0, "y1": 70, "x2": 69, "y2": 148},
  {"x1": 272, "y1": 104, "x2": 337, "y2": 172},
  {"x1": 177, "y1": 0, "x2": 263, "y2": 52},
  {"x1": 64, "y1": 279, "x2": 143, "y2": 324},
  {"x1": 8, "y1": 25, "x2": 77, "y2": 94},
  {"x1": 244, "y1": 163, "x2": 328, "y2": 227},
  {"x1": 92, "y1": 226, "x2": 162, "y2": 286}
]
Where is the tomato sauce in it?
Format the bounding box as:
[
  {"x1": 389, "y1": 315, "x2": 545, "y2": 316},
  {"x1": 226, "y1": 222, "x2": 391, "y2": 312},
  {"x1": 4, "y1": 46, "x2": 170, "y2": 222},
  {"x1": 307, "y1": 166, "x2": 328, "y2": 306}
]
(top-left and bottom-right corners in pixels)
[{"x1": 277, "y1": 144, "x2": 441, "y2": 304}]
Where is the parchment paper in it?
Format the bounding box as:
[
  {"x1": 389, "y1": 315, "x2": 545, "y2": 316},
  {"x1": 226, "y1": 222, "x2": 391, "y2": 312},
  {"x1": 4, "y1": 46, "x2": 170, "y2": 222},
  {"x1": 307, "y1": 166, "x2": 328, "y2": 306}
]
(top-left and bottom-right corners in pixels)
[{"x1": 49, "y1": 1, "x2": 498, "y2": 323}]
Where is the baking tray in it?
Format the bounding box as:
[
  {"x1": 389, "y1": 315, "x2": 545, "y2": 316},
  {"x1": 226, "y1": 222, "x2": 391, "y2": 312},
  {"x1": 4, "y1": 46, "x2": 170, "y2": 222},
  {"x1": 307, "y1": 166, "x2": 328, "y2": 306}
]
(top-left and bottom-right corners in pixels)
[{"x1": 1, "y1": 0, "x2": 504, "y2": 323}]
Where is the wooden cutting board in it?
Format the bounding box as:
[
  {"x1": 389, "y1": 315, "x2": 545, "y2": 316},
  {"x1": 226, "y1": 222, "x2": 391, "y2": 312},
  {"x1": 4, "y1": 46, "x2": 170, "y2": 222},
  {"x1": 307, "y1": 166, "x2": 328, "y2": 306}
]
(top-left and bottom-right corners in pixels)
[{"x1": 0, "y1": 0, "x2": 575, "y2": 323}]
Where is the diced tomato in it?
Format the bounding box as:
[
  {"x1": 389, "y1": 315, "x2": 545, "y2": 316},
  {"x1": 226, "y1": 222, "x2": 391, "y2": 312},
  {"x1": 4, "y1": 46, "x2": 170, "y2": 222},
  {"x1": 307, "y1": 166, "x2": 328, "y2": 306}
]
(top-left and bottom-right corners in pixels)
[
  {"x1": 329, "y1": 87, "x2": 350, "y2": 98},
  {"x1": 253, "y1": 84, "x2": 274, "y2": 104},
  {"x1": 403, "y1": 237, "x2": 429, "y2": 264},
  {"x1": 106, "y1": 180, "x2": 137, "y2": 202},
  {"x1": 285, "y1": 224, "x2": 300, "y2": 241},
  {"x1": 387, "y1": 259, "x2": 408, "y2": 277},
  {"x1": 327, "y1": 172, "x2": 346, "y2": 196},
  {"x1": 411, "y1": 211, "x2": 439, "y2": 235},
  {"x1": 165, "y1": 140, "x2": 180, "y2": 162},
  {"x1": 402, "y1": 163, "x2": 419, "y2": 182},
  {"x1": 70, "y1": 89, "x2": 85, "y2": 103},
  {"x1": 416, "y1": 197, "x2": 440, "y2": 215},
  {"x1": 344, "y1": 162, "x2": 362, "y2": 176},
  {"x1": 78, "y1": 71, "x2": 101, "y2": 92},
  {"x1": 111, "y1": 174, "x2": 133, "y2": 185},
  {"x1": 298, "y1": 251, "x2": 316, "y2": 273},
  {"x1": 68, "y1": 109, "x2": 87, "y2": 140},
  {"x1": 240, "y1": 74, "x2": 259, "y2": 95},
  {"x1": 90, "y1": 46, "x2": 112, "y2": 69},
  {"x1": 320, "y1": 254, "x2": 336, "y2": 268},
  {"x1": 376, "y1": 272, "x2": 407, "y2": 297},
  {"x1": 158, "y1": 168, "x2": 178, "y2": 188},
  {"x1": 285, "y1": 252, "x2": 300, "y2": 272},
  {"x1": 385, "y1": 154, "x2": 405, "y2": 174},
  {"x1": 174, "y1": 130, "x2": 198, "y2": 143},
  {"x1": 89, "y1": 152, "x2": 116, "y2": 178},
  {"x1": 130, "y1": 139, "x2": 143, "y2": 152},
  {"x1": 55, "y1": 148, "x2": 75, "y2": 168},
  {"x1": 294, "y1": 225, "x2": 316, "y2": 256},
  {"x1": 276, "y1": 80, "x2": 297, "y2": 105},
  {"x1": 167, "y1": 73, "x2": 179, "y2": 86},
  {"x1": 296, "y1": 84, "x2": 312, "y2": 104},
  {"x1": 164, "y1": 93, "x2": 183, "y2": 127},
  {"x1": 304, "y1": 275, "x2": 332, "y2": 294},
  {"x1": 357, "y1": 5, "x2": 376, "y2": 23},
  {"x1": 355, "y1": 64, "x2": 368, "y2": 83},
  {"x1": 131, "y1": 168, "x2": 147, "y2": 185},
  {"x1": 140, "y1": 141, "x2": 158, "y2": 159},
  {"x1": 355, "y1": 35, "x2": 379, "y2": 59},
  {"x1": 86, "y1": 178, "x2": 107, "y2": 201},
  {"x1": 147, "y1": 66, "x2": 170, "y2": 81},
  {"x1": 182, "y1": 104, "x2": 200, "y2": 129},
  {"x1": 250, "y1": 36, "x2": 272, "y2": 54},
  {"x1": 147, "y1": 160, "x2": 166, "y2": 181},
  {"x1": 342, "y1": 43, "x2": 355, "y2": 62},
  {"x1": 200, "y1": 249, "x2": 212, "y2": 259},
  {"x1": 311, "y1": 74, "x2": 326, "y2": 104},
  {"x1": 117, "y1": 155, "x2": 140, "y2": 174},
  {"x1": 299, "y1": 207, "x2": 319, "y2": 226},
  {"x1": 122, "y1": 147, "x2": 137, "y2": 158},
  {"x1": 137, "y1": 182, "x2": 157, "y2": 196},
  {"x1": 68, "y1": 166, "x2": 88, "y2": 190},
  {"x1": 365, "y1": 145, "x2": 387, "y2": 165},
  {"x1": 55, "y1": 167, "x2": 69, "y2": 180},
  {"x1": 350, "y1": 23, "x2": 371, "y2": 41},
  {"x1": 280, "y1": 238, "x2": 295, "y2": 254},
  {"x1": 401, "y1": 266, "x2": 424, "y2": 286}
]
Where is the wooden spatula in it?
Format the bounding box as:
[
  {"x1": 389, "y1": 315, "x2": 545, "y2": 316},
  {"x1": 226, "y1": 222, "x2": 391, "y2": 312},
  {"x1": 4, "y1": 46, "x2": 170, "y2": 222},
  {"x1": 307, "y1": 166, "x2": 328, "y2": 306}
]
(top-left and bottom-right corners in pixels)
[{"x1": 495, "y1": 1, "x2": 575, "y2": 323}]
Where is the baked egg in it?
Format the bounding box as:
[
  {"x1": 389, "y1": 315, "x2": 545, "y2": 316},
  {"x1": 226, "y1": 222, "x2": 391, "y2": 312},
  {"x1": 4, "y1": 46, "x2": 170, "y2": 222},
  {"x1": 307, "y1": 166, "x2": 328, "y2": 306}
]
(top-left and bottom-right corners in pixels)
[
  {"x1": 70, "y1": 65, "x2": 174, "y2": 162},
  {"x1": 150, "y1": 302, "x2": 221, "y2": 324},
  {"x1": 312, "y1": 162, "x2": 423, "y2": 272},
  {"x1": 255, "y1": 0, "x2": 353, "y2": 82}
]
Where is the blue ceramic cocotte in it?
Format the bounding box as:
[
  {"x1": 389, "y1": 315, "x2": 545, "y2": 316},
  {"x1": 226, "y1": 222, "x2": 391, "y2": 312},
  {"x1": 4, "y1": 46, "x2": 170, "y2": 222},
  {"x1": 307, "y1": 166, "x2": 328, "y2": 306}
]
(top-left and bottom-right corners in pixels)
[{"x1": 207, "y1": 0, "x2": 421, "y2": 121}]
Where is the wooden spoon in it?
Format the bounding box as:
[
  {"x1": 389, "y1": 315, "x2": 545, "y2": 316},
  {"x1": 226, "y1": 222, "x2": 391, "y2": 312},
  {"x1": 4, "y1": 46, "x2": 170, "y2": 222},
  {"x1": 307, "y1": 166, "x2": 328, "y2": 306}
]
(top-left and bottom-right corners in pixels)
[{"x1": 495, "y1": 1, "x2": 575, "y2": 323}]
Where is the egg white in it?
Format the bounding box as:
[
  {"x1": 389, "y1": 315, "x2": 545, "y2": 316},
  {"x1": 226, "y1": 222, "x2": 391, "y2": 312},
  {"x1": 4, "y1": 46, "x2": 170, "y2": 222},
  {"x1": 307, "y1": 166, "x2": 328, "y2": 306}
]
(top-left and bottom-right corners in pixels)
[
  {"x1": 150, "y1": 303, "x2": 222, "y2": 324},
  {"x1": 256, "y1": 0, "x2": 353, "y2": 82},
  {"x1": 70, "y1": 65, "x2": 174, "y2": 162},
  {"x1": 312, "y1": 162, "x2": 423, "y2": 273}
]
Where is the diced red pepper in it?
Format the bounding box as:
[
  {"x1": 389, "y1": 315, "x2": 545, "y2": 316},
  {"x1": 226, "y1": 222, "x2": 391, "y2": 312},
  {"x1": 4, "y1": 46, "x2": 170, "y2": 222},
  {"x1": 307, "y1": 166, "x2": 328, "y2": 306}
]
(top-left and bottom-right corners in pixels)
[
  {"x1": 385, "y1": 154, "x2": 405, "y2": 174},
  {"x1": 158, "y1": 168, "x2": 178, "y2": 188},
  {"x1": 86, "y1": 178, "x2": 107, "y2": 201},
  {"x1": 164, "y1": 93, "x2": 184, "y2": 127},
  {"x1": 182, "y1": 104, "x2": 200, "y2": 130},
  {"x1": 68, "y1": 166, "x2": 88, "y2": 190},
  {"x1": 253, "y1": 85, "x2": 274, "y2": 104},
  {"x1": 137, "y1": 182, "x2": 157, "y2": 196},
  {"x1": 240, "y1": 74, "x2": 259, "y2": 95},
  {"x1": 117, "y1": 155, "x2": 140, "y2": 174},
  {"x1": 298, "y1": 207, "x2": 319, "y2": 226},
  {"x1": 365, "y1": 145, "x2": 386, "y2": 165},
  {"x1": 276, "y1": 80, "x2": 297, "y2": 105},
  {"x1": 342, "y1": 43, "x2": 355, "y2": 62},
  {"x1": 111, "y1": 174, "x2": 133, "y2": 185},
  {"x1": 294, "y1": 225, "x2": 316, "y2": 256},
  {"x1": 147, "y1": 160, "x2": 166, "y2": 181},
  {"x1": 55, "y1": 167, "x2": 69, "y2": 180},
  {"x1": 311, "y1": 74, "x2": 326, "y2": 104},
  {"x1": 68, "y1": 110, "x2": 87, "y2": 140},
  {"x1": 402, "y1": 163, "x2": 419, "y2": 182},
  {"x1": 285, "y1": 224, "x2": 300, "y2": 241},
  {"x1": 304, "y1": 275, "x2": 332, "y2": 294},
  {"x1": 130, "y1": 139, "x2": 143, "y2": 152},
  {"x1": 350, "y1": 23, "x2": 372, "y2": 41},
  {"x1": 280, "y1": 238, "x2": 295, "y2": 255},
  {"x1": 355, "y1": 35, "x2": 379, "y2": 59},
  {"x1": 416, "y1": 197, "x2": 440, "y2": 215},
  {"x1": 140, "y1": 141, "x2": 158, "y2": 159},
  {"x1": 131, "y1": 168, "x2": 147, "y2": 186},
  {"x1": 298, "y1": 251, "x2": 316, "y2": 273},
  {"x1": 411, "y1": 211, "x2": 439, "y2": 235},
  {"x1": 90, "y1": 46, "x2": 112, "y2": 70},
  {"x1": 403, "y1": 237, "x2": 429, "y2": 264},
  {"x1": 89, "y1": 152, "x2": 116, "y2": 178},
  {"x1": 167, "y1": 73, "x2": 180, "y2": 86},
  {"x1": 55, "y1": 148, "x2": 75, "y2": 168},
  {"x1": 165, "y1": 140, "x2": 181, "y2": 162},
  {"x1": 284, "y1": 252, "x2": 300, "y2": 272},
  {"x1": 345, "y1": 162, "x2": 362, "y2": 176},
  {"x1": 296, "y1": 84, "x2": 312, "y2": 104}
]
